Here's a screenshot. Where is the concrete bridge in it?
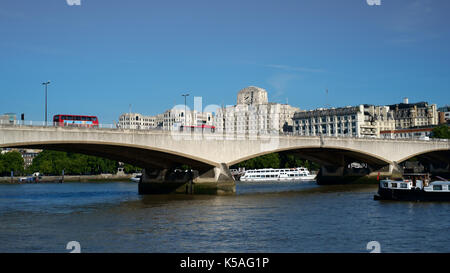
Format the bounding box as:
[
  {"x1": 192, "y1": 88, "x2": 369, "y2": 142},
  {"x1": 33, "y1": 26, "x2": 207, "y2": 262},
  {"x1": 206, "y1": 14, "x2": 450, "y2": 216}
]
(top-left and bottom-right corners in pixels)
[{"x1": 1, "y1": 125, "x2": 449, "y2": 194}]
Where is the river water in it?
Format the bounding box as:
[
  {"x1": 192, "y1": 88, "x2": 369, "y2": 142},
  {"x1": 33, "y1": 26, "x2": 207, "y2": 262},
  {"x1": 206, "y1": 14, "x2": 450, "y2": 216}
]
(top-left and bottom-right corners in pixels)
[{"x1": 0, "y1": 181, "x2": 449, "y2": 253}]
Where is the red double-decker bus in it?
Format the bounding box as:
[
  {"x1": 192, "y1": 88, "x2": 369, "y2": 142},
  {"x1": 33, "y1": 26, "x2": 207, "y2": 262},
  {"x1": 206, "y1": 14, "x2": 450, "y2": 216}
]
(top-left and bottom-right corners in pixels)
[{"x1": 53, "y1": 114, "x2": 99, "y2": 128}]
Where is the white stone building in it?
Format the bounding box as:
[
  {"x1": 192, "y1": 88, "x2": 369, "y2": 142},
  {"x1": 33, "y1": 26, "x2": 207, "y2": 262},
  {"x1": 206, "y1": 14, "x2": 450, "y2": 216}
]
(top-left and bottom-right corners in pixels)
[
  {"x1": 380, "y1": 127, "x2": 434, "y2": 140},
  {"x1": 293, "y1": 105, "x2": 396, "y2": 138},
  {"x1": 118, "y1": 109, "x2": 213, "y2": 131},
  {"x1": 118, "y1": 113, "x2": 159, "y2": 130},
  {"x1": 387, "y1": 100, "x2": 438, "y2": 129},
  {"x1": 0, "y1": 113, "x2": 16, "y2": 125},
  {"x1": 161, "y1": 108, "x2": 214, "y2": 130},
  {"x1": 214, "y1": 86, "x2": 300, "y2": 134}
]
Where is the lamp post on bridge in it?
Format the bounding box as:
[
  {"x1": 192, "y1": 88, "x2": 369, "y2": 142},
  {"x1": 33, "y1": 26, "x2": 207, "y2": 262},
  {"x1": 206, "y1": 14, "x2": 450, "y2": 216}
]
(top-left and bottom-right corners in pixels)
[
  {"x1": 182, "y1": 93, "x2": 189, "y2": 130},
  {"x1": 42, "y1": 81, "x2": 50, "y2": 126}
]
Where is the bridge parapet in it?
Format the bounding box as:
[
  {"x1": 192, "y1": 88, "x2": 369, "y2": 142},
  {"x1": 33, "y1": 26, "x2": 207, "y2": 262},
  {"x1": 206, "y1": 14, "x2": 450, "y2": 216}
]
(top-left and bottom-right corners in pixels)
[{"x1": 1, "y1": 125, "x2": 449, "y2": 192}]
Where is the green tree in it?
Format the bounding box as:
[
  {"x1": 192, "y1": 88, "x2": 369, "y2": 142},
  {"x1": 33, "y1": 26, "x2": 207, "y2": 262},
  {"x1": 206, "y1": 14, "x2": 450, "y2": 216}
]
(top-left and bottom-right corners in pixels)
[
  {"x1": 0, "y1": 151, "x2": 25, "y2": 176},
  {"x1": 0, "y1": 157, "x2": 5, "y2": 174},
  {"x1": 29, "y1": 150, "x2": 120, "y2": 175},
  {"x1": 432, "y1": 124, "x2": 450, "y2": 139},
  {"x1": 123, "y1": 163, "x2": 142, "y2": 174}
]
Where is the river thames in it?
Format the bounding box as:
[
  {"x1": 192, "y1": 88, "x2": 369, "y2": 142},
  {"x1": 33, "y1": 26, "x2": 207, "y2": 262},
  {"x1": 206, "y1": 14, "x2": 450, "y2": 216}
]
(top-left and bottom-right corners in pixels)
[{"x1": 0, "y1": 181, "x2": 449, "y2": 253}]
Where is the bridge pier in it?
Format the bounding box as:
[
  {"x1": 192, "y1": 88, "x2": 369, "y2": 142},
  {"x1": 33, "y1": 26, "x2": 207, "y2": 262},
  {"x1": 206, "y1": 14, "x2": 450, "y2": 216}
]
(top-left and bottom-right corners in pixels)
[
  {"x1": 138, "y1": 163, "x2": 236, "y2": 195},
  {"x1": 316, "y1": 163, "x2": 403, "y2": 185}
]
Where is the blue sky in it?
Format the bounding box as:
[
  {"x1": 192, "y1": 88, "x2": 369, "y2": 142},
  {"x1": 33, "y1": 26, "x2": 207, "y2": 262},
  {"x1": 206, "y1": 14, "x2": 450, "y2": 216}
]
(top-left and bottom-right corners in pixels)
[{"x1": 0, "y1": 0, "x2": 449, "y2": 124}]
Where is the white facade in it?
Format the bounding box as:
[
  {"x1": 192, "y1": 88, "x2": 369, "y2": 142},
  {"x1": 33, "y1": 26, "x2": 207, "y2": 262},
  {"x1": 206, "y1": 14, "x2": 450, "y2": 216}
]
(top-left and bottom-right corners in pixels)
[
  {"x1": 214, "y1": 86, "x2": 300, "y2": 134},
  {"x1": 0, "y1": 113, "x2": 16, "y2": 125},
  {"x1": 293, "y1": 105, "x2": 396, "y2": 138},
  {"x1": 119, "y1": 109, "x2": 213, "y2": 131},
  {"x1": 380, "y1": 128, "x2": 433, "y2": 140},
  {"x1": 161, "y1": 108, "x2": 214, "y2": 130},
  {"x1": 118, "y1": 113, "x2": 158, "y2": 130}
]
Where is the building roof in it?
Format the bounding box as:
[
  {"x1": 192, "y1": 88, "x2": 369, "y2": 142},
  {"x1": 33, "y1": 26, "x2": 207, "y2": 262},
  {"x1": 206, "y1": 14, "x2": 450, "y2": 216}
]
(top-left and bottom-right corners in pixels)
[
  {"x1": 438, "y1": 105, "x2": 450, "y2": 112},
  {"x1": 388, "y1": 102, "x2": 429, "y2": 109},
  {"x1": 237, "y1": 86, "x2": 267, "y2": 94}
]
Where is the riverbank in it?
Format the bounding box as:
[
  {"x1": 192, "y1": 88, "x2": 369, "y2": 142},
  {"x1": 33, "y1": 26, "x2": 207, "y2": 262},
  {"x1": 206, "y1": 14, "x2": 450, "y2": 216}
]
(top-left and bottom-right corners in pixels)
[{"x1": 0, "y1": 173, "x2": 133, "y2": 184}]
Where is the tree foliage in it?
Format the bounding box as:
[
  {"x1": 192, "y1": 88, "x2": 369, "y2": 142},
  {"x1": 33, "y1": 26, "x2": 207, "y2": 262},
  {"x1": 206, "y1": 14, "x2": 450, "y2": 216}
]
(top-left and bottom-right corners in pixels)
[
  {"x1": 432, "y1": 124, "x2": 450, "y2": 139},
  {"x1": 123, "y1": 163, "x2": 142, "y2": 174},
  {"x1": 28, "y1": 150, "x2": 126, "y2": 175},
  {"x1": 0, "y1": 151, "x2": 25, "y2": 176}
]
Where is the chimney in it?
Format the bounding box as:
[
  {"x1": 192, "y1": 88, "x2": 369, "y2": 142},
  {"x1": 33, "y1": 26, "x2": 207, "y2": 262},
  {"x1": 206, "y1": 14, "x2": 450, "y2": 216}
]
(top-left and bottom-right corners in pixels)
[{"x1": 403, "y1": 97, "x2": 409, "y2": 104}]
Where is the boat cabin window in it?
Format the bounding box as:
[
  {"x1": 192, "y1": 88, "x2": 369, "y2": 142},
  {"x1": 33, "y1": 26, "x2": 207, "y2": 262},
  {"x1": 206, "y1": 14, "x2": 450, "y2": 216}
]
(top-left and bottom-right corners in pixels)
[
  {"x1": 391, "y1": 183, "x2": 397, "y2": 188},
  {"x1": 383, "y1": 182, "x2": 388, "y2": 187},
  {"x1": 433, "y1": 185, "x2": 442, "y2": 191},
  {"x1": 400, "y1": 183, "x2": 408, "y2": 189}
]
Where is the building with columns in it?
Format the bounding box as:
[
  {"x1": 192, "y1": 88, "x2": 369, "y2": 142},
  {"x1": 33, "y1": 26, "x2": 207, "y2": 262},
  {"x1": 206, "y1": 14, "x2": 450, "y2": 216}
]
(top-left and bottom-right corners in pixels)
[{"x1": 293, "y1": 105, "x2": 396, "y2": 138}]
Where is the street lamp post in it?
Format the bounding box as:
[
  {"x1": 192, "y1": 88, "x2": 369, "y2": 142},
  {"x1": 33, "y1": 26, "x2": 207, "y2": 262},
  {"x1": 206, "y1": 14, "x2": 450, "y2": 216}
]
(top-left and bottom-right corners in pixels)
[
  {"x1": 42, "y1": 81, "x2": 50, "y2": 125},
  {"x1": 182, "y1": 94, "x2": 189, "y2": 130}
]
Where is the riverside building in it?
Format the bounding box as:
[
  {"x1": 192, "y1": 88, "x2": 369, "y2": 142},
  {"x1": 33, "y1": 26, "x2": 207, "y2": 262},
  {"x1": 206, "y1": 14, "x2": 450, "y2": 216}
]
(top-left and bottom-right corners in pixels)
[
  {"x1": 293, "y1": 105, "x2": 395, "y2": 138},
  {"x1": 0, "y1": 113, "x2": 17, "y2": 125},
  {"x1": 213, "y1": 86, "x2": 300, "y2": 134},
  {"x1": 118, "y1": 109, "x2": 213, "y2": 131},
  {"x1": 438, "y1": 105, "x2": 450, "y2": 124},
  {"x1": 161, "y1": 108, "x2": 214, "y2": 130},
  {"x1": 380, "y1": 127, "x2": 434, "y2": 140},
  {"x1": 387, "y1": 98, "x2": 438, "y2": 129},
  {"x1": 118, "y1": 113, "x2": 159, "y2": 130}
]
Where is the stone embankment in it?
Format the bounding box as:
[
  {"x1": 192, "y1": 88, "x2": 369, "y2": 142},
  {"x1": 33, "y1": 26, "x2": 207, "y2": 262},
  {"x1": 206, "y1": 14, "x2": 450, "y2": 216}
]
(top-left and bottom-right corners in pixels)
[{"x1": 0, "y1": 173, "x2": 133, "y2": 183}]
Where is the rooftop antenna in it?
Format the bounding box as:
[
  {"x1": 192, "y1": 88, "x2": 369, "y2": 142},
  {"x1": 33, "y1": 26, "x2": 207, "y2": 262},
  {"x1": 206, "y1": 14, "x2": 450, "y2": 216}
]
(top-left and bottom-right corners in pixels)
[{"x1": 325, "y1": 89, "x2": 330, "y2": 108}]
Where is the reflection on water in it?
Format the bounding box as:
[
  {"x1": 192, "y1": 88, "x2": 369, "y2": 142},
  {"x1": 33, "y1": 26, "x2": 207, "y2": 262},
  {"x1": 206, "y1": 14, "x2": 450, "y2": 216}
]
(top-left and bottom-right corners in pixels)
[{"x1": 0, "y1": 181, "x2": 449, "y2": 253}]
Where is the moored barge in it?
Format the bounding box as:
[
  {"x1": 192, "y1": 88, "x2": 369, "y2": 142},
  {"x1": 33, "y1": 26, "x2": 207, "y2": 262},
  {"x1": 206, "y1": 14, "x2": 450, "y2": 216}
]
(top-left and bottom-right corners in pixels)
[{"x1": 374, "y1": 173, "x2": 450, "y2": 201}]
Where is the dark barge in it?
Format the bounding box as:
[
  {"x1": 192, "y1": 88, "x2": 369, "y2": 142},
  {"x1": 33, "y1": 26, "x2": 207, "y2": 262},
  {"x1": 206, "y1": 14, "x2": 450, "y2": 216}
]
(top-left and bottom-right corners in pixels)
[{"x1": 374, "y1": 174, "x2": 450, "y2": 202}]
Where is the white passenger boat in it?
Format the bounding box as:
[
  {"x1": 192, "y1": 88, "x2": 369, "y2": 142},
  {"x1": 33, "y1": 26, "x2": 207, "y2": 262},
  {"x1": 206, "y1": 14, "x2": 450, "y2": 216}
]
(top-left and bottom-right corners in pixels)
[
  {"x1": 240, "y1": 167, "x2": 316, "y2": 182},
  {"x1": 130, "y1": 173, "x2": 142, "y2": 183}
]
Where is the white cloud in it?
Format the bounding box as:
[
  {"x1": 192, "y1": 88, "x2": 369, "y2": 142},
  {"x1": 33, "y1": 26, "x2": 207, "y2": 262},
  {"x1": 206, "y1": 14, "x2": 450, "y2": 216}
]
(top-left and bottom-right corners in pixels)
[{"x1": 267, "y1": 73, "x2": 301, "y2": 100}]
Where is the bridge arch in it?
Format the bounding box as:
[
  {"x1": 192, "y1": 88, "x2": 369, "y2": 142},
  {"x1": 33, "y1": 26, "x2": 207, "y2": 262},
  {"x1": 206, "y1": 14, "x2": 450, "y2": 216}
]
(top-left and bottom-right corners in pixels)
[
  {"x1": 228, "y1": 145, "x2": 392, "y2": 168},
  {"x1": 0, "y1": 140, "x2": 218, "y2": 171},
  {"x1": 396, "y1": 148, "x2": 450, "y2": 164}
]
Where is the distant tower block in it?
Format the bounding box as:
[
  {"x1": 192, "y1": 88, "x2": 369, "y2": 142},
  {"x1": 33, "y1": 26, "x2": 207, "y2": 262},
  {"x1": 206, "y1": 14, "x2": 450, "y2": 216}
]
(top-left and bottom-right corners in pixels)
[{"x1": 403, "y1": 97, "x2": 409, "y2": 104}]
